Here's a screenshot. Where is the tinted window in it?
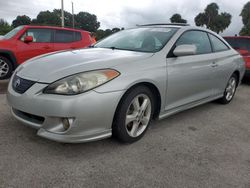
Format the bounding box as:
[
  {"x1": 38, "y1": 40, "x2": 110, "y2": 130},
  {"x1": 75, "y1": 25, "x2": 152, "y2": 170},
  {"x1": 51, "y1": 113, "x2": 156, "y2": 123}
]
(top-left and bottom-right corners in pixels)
[
  {"x1": 209, "y1": 34, "x2": 229, "y2": 52},
  {"x1": 176, "y1": 30, "x2": 212, "y2": 55},
  {"x1": 95, "y1": 27, "x2": 178, "y2": 53},
  {"x1": 224, "y1": 38, "x2": 250, "y2": 52},
  {"x1": 21, "y1": 29, "x2": 52, "y2": 43},
  {"x1": 54, "y1": 30, "x2": 81, "y2": 43}
]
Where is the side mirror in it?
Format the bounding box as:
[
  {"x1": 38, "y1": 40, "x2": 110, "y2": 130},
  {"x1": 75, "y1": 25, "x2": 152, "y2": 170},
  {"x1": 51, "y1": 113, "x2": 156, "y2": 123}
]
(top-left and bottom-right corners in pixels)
[
  {"x1": 24, "y1": 36, "x2": 33, "y2": 43},
  {"x1": 173, "y1": 44, "x2": 197, "y2": 57}
]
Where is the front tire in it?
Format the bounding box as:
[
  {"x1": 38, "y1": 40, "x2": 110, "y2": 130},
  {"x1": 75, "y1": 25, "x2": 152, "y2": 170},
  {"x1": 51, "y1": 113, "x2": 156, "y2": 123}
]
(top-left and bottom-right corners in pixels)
[
  {"x1": 112, "y1": 86, "x2": 155, "y2": 143},
  {"x1": 218, "y1": 73, "x2": 238, "y2": 104},
  {"x1": 0, "y1": 56, "x2": 13, "y2": 80}
]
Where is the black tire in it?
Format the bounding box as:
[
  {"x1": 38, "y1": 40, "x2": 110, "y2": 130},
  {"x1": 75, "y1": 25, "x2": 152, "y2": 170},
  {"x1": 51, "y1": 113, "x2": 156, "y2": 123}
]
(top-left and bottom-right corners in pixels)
[
  {"x1": 112, "y1": 86, "x2": 155, "y2": 143},
  {"x1": 0, "y1": 56, "x2": 13, "y2": 80},
  {"x1": 218, "y1": 73, "x2": 238, "y2": 104}
]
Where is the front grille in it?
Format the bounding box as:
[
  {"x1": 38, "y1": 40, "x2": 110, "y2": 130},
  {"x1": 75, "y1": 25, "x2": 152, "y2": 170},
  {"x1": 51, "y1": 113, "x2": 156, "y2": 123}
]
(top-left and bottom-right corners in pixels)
[
  {"x1": 12, "y1": 75, "x2": 35, "y2": 94},
  {"x1": 13, "y1": 109, "x2": 45, "y2": 124}
]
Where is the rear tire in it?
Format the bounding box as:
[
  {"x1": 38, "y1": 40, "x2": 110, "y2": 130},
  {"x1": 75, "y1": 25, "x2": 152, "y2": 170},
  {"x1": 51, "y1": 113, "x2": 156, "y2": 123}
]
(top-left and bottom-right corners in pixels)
[
  {"x1": 218, "y1": 73, "x2": 238, "y2": 104},
  {"x1": 112, "y1": 86, "x2": 155, "y2": 143},
  {"x1": 0, "y1": 56, "x2": 13, "y2": 80}
]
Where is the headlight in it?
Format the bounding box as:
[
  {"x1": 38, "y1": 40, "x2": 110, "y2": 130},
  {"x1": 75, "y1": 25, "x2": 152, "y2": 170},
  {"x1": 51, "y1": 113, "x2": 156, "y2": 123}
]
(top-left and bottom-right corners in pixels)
[{"x1": 44, "y1": 69, "x2": 120, "y2": 95}]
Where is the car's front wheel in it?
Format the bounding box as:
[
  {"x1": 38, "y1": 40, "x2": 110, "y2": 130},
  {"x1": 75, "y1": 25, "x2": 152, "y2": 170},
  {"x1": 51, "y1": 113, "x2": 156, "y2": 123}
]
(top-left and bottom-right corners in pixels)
[
  {"x1": 218, "y1": 73, "x2": 238, "y2": 104},
  {"x1": 112, "y1": 86, "x2": 155, "y2": 143},
  {"x1": 0, "y1": 56, "x2": 13, "y2": 80}
]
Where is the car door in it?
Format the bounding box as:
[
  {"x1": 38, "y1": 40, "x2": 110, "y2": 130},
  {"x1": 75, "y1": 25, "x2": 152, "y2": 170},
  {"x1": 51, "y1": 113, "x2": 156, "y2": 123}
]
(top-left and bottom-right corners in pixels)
[
  {"x1": 165, "y1": 30, "x2": 215, "y2": 111},
  {"x1": 16, "y1": 28, "x2": 54, "y2": 63},
  {"x1": 53, "y1": 30, "x2": 82, "y2": 51},
  {"x1": 208, "y1": 33, "x2": 235, "y2": 95}
]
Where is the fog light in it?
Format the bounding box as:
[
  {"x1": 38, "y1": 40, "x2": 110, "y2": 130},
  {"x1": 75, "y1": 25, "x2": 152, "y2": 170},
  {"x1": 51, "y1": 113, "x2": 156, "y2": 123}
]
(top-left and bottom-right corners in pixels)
[{"x1": 62, "y1": 118, "x2": 70, "y2": 131}]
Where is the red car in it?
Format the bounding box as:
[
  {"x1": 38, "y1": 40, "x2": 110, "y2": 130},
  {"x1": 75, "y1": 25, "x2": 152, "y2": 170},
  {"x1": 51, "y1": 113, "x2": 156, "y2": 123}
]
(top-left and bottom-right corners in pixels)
[
  {"x1": 0, "y1": 25, "x2": 92, "y2": 79},
  {"x1": 224, "y1": 36, "x2": 250, "y2": 77}
]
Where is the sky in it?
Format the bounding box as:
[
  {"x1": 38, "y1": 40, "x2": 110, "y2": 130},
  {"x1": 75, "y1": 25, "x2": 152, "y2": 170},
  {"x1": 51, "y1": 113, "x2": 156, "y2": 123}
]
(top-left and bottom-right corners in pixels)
[{"x1": 0, "y1": 0, "x2": 249, "y2": 36}]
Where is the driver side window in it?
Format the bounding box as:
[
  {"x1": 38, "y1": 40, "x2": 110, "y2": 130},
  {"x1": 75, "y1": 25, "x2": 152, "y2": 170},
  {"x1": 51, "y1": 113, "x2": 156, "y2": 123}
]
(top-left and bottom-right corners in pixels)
[
  {"x1": 20, "y1": 29, "x2": 53, "y2": 43},
  {"x1": 176, "y1": 30, "x2": 212, "y2": 55}
]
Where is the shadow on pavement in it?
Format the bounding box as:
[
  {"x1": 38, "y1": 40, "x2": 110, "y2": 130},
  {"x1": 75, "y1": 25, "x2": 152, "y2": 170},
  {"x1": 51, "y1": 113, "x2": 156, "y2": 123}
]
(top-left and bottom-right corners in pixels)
[
  {"x1": 242, "y1": 77, "x2": 250, "y2": 85},
  {"x1": 0, "y1": 80, "x2": 9, "y2": 94}
]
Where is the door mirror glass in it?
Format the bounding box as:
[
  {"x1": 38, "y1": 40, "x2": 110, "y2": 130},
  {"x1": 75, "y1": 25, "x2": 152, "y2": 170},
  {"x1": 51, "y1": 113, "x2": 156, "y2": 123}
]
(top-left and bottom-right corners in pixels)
[
  {"x1": 24, "y1": 36, "x2": 33, "y2": 43},
  {"x1": 173, "y1": 44, "x2": 197, "y2": 57}
]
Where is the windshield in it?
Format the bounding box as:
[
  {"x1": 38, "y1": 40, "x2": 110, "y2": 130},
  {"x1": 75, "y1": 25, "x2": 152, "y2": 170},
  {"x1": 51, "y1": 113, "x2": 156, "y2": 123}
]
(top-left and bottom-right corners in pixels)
[
  {"x1": 3, "y1": 26, "x2": 24, "y2": 40},
  {"x1": 95, "y1": 27, "x2": 178, "y2": 53}
]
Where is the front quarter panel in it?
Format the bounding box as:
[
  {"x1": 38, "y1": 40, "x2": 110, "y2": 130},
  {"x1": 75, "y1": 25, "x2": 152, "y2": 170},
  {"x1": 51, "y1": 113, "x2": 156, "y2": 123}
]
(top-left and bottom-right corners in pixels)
[{"x1": 94, "y1": 53, "x2": 167, "y2": 112}]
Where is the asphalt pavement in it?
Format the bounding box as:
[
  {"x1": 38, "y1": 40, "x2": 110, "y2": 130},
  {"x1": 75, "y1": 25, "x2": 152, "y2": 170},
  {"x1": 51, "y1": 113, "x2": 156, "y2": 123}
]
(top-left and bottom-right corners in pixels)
[{"x1": 0, "y1": 80, "x2": 249, "y2": 188}]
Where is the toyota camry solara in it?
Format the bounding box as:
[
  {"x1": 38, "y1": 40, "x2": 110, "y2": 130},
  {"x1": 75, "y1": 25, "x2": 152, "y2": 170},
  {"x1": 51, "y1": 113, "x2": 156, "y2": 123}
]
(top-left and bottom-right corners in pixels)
[{"x1": 7, "y1": 24, "x2": 245, "y2": 143}]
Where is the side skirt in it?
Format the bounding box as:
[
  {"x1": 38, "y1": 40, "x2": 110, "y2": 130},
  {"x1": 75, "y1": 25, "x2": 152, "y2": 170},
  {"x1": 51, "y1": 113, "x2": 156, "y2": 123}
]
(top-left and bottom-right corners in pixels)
[{"x1": 158, "y1": 94, "x2": 223, "y2": 120}]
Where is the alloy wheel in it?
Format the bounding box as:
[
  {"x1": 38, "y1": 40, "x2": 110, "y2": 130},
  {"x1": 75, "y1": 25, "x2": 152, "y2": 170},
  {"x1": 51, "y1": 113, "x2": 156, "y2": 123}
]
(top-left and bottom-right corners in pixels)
[
  {"x1": 0, "y1": 59, "x2": 9, "y2": 78},
  {"x1": 225, "y1": 77, "x2": 236, "y2": 101},
  {"x1": 125, "y1": 94, "x2": 152, "y2": 137}
]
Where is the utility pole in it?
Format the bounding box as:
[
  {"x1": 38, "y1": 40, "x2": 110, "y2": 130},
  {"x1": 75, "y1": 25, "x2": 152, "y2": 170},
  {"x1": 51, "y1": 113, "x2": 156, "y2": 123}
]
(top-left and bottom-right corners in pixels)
[
  {"x1": 72, "y1": 1, "x2": 75, "y2": 28},
  {"x1": 61, "y1": 0, "x2": 64, "y2": 27}
]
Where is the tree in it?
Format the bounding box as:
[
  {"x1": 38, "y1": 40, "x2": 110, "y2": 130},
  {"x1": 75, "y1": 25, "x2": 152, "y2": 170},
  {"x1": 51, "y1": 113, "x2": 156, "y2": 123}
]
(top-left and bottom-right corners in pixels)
[
  {"x1": 194, "y1": 3, "x2": 231, "y2": 33},
  {"x1": 0, "y1": 19, "x2": 12, "y2": 35},
  {"x1": 111, "y1": 27, "x2": 121, "y2": 33},
  {"x1": 95, "y1": 28, "x2": 123, "y2": 41},
  {"x1": 53, "y1": 9, "x2": 73, "y2": 27},
  {"x1": 75, "y1": 12, "x2": 100, "y2": 32},
  {"x1": 12, "y1": 15, "x2": 31, "y2": 28},
  {"x1": 170, "y1": 14, "x2": 187, "y2": 23},
  {"x1": 239, "y1": 2, "x2": 250, "y2": 36},
  {"x1": 32, "y1": 10, "x2": 61, "y2": 26}
]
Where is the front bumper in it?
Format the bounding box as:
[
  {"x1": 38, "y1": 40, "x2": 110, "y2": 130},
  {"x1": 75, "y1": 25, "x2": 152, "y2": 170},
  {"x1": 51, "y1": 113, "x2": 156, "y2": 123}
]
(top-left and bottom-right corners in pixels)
[{"x1": 7, "y1": 79, "x2": 124, "y2": 143}]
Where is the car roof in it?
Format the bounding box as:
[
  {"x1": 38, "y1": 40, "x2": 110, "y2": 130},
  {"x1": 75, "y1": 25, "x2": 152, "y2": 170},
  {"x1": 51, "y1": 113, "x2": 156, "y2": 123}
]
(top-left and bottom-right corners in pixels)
[
  {"x1": 22, "y1": 25, "x2": 89, "y2": 33},
  {"x1": 224, "y1": 36, "x2": 250, "y2": 39},
  {"x1": 136, "y1": 23, "x2": 215, "y2": 33},
  {"x1": 137, "y1": 23, "x2": 190, "y2": 28}
]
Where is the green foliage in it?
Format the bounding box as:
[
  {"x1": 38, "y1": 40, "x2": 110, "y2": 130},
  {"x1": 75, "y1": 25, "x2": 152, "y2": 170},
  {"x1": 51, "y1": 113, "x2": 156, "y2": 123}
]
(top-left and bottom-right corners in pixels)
[
  {"x1": 75, "y1": 12, "x2": 100, "y2": 32},
  {"x1": 96, "y1": 28, "x2": 123, "y2": 41},
  {"x1": 240, "y1": 2, "x2": 250, "y2": 36},
  {"x1": 31, "y1": 9, "x2": 100, "y2": 32},
  {"x1": 12, "y1": 15, "x2": 31, "y2": 28},
  {"x1": 194, "y1": 3, "x2": 231, "y2": 33},
  {"x1": 111, "y1": 27, "x2": 121, "y2": 33},
  {"x1": 32, "y1": 10, "x2": 61, "y2": 26},
  {"x1": 170, "y1": 14, "x2": 187, "y2": 23},
  {"x1": 0, "y1": 19, "x2": 12, "y2": 35}
]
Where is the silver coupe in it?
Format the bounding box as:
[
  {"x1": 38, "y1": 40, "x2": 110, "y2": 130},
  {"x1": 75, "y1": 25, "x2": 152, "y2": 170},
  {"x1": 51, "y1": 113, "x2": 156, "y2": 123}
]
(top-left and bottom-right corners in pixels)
[{"x1": 7, "y1": 24, "x2": 245, "y2": 143}]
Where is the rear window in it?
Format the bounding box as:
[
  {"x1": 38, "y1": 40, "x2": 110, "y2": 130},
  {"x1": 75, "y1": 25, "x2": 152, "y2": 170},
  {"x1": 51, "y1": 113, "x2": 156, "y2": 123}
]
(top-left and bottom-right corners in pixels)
[
  {"x1": 209, "y1": 34, "x2": 230, "y2": 52},
  {"x1": 224, "y1": 38, "x2": 250, "y2": 52},
  {"x1": 54, "y1": 30, "x2": 82, "y2": 43}
]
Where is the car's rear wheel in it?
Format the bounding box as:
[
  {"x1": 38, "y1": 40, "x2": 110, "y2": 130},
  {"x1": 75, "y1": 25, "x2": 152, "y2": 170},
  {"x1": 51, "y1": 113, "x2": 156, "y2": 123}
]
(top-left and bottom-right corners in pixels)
[
  {"x1": 112, "y1": 86, "x2": 155, "y2": 143},
  {"x1": 218, "y1": 73, "x2": 238, "y2": 104},
  {"x1": 0, "y1": 56, "x2": 13, "y2": 80}
]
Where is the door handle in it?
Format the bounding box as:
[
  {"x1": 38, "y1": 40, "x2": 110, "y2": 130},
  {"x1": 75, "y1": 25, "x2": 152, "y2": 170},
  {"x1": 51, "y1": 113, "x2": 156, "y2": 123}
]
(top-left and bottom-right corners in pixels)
[{"x1": 211, "y1": 62, "x2": 218, "y2": 68}]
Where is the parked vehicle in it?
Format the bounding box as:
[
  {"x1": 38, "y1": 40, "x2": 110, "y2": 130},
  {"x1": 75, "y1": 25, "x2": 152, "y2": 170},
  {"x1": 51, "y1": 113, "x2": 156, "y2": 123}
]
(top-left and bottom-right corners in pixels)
[
  {"x1": 0, "y1": 25, "x2": 92, "y2": 80},
  {"x1": 224, "y1": 36, "x2": 250, "y2": 77},
  {"x1": 7, "y1": 24, "x2": 245, "y2": 143}
]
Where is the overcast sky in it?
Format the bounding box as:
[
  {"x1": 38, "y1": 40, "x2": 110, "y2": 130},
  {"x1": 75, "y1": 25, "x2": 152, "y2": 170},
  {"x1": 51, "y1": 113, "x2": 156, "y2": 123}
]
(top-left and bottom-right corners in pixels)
[{"x1": 0, "y1": 0, "x2": 249, "y2": 35}]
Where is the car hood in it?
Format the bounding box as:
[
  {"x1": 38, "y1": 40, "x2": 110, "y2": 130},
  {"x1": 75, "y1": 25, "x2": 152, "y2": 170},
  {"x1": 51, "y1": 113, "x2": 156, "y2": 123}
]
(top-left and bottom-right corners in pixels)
[{"x1": 17, "y1": 48, "x2": 154, "y2": 83}]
